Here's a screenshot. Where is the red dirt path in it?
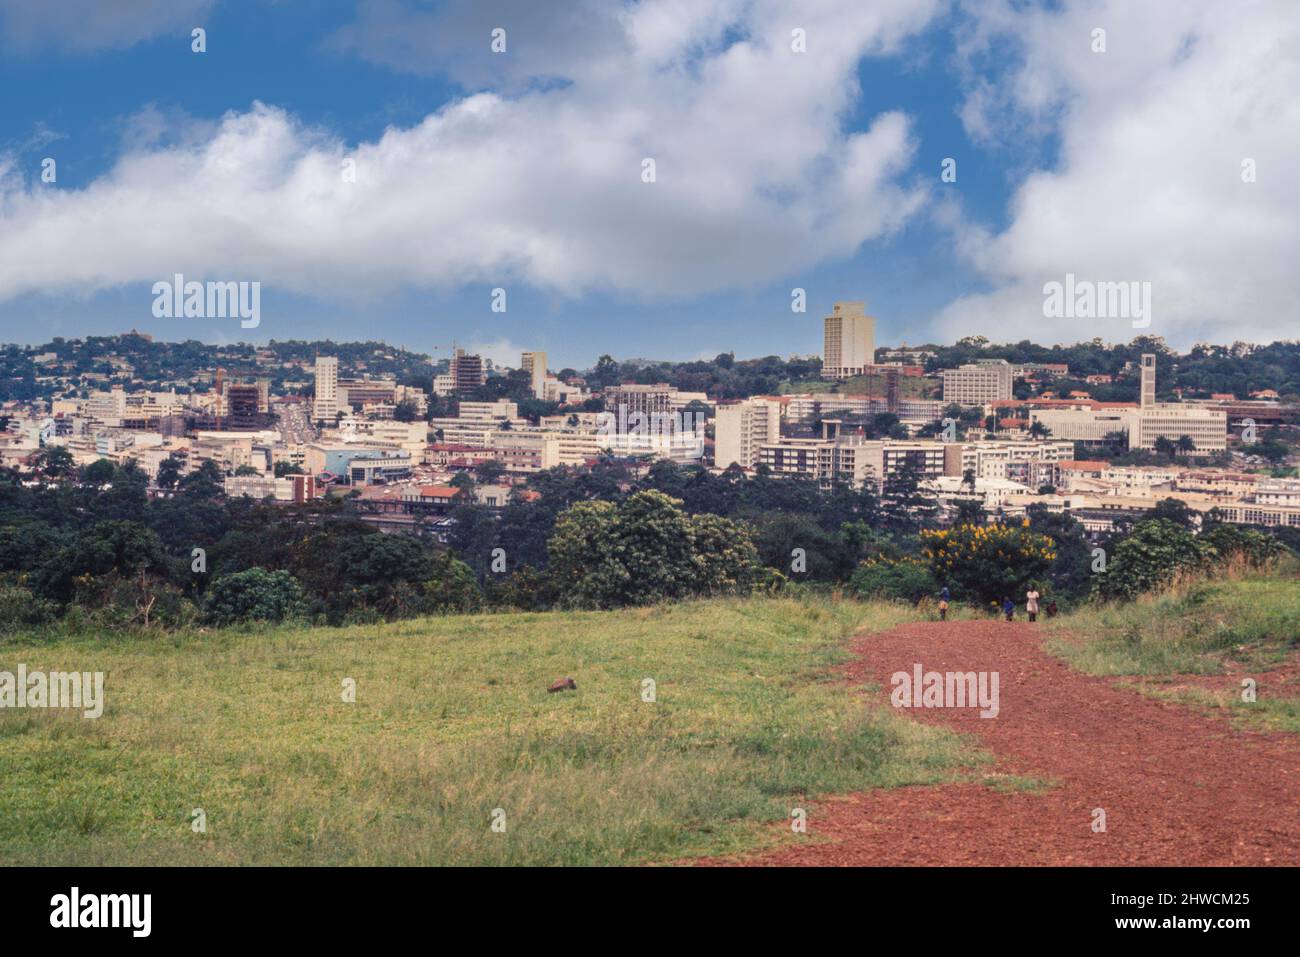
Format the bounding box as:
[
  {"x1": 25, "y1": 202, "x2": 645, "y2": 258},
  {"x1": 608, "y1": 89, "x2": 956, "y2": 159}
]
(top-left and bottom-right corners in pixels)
[{"x1": 718, "y1": 620, "x2": 1300, "y2": 866}]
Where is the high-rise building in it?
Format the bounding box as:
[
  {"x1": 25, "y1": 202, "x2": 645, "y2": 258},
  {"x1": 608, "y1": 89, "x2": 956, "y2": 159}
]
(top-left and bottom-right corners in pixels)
[
  {"x1": 821, "y1": 301, "x2": 875, "y2": 380},
  {"x1": 715, "y1": 397, "x2": 782, "y2": 469},
  {"x1": 313, "y1": 356, "x2": 339, "y2": 423},
  {"x1": 452, "y1": 349, "x2": 484, "y2": 396},
  {"x1": 941, "y1": 360, "x2": 1013, "y2": 406},
  {"x1": 1140, "y1": 353, "x2": 1156, "y2": 408},
  {"x1": 521, "y1": 351, "x2": 547, "y2": 399}
]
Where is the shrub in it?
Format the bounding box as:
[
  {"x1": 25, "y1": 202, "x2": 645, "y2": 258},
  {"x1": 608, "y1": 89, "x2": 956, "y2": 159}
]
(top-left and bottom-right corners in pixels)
[
  {"x1": 204, "y1": 567, "x2": 306, "y2": 626},
  {"x1": 0, "y1": 583, "x2": 55, "y2": 631},
  {"x1": 548, "y1": 490, "x2": 761, "y2": 608},
  {"x1": 849, "y1": 558, "x2": 938, "y2": 603},
  {"x1": 1092, "y1": 519, "x2": 1210, "y2": 601},
  {"x1": 920, "y1": 522, "x2": 1055, "y2": 607}
]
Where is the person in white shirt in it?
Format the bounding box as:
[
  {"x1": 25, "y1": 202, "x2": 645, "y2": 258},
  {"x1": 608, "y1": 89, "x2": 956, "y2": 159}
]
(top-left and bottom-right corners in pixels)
[{"x1": 1026, "y1": 586, "x2": 1041, "y2": 623}]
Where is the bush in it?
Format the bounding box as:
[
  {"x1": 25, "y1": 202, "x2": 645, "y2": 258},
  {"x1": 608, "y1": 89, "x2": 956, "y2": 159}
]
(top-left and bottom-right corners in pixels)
[
  {"x1": 1092, "y1": 519, "x2": 1210, "y2": 601},
  {"x1": 849, "y1": 558, "x2": 938, "y2": 603},
  {"x1": 548, "y1": 490, "x2": 761, "y2": 608},
  {"x1": 422, "y1": 552, "x2": 482, "y2": 614},
  {"x1": 0, "y1": 583, "x2": 55, "y2": 631},
  {"x1": 204, "y1": 567, "x2": 307, "y2": 626},
  {"x1": 920, "y1": 522, "x2": 1055, "y2": 607}
]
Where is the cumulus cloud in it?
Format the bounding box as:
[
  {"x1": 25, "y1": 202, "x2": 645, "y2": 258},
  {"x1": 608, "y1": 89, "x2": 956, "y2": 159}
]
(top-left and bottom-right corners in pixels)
[
  {"x1": 936, "y1": 0, "x2": 1300, "y2": 346},
  {"x1": 0, "y1": 0, "x2": 938, "y2": 307}
]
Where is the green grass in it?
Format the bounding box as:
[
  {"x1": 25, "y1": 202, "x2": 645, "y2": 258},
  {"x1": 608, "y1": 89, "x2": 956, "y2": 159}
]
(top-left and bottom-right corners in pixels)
[
  {"x1": 1047, "y1": 572, "x2": 1299, "y2": 676},
  {"x1": 1047, "y1": 570, "x2": 1300, "y2": 733},
  {"x1": 0, "y1": 596, "x2": 983, "y2": 866}
]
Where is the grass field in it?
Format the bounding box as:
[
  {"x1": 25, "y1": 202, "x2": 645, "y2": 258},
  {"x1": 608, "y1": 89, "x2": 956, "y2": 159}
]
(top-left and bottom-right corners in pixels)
[
  {"x1": 1048, "y1": 570, "x2": 1300, "y2": 732},
  {"x1": 0, "y1": 597, "x2": 983, "y2": 866}
]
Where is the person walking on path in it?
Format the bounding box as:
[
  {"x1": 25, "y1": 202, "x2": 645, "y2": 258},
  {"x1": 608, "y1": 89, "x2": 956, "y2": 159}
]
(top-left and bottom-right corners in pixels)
[
  {"x1": 1002, "y1": 596, "x2": 1015, "y2": 622},
  {"x1": 1026, "y1": 586, "x2": 1040, "y2": 623},
  {"x1": 938, "y1": 585, "x2": 950, "y2": 621}
]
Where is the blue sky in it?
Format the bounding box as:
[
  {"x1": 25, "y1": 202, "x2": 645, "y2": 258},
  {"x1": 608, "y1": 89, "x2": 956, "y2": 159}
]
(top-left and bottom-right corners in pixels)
[{"x1": 0, "y1": 0, "x2": 1294, "y2": 368}]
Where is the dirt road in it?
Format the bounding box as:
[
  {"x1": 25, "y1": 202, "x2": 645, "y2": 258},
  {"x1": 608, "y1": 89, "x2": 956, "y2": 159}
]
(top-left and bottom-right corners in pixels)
[{"x1": 725, "y1": 620, "x2": 1299, "y2": 866}]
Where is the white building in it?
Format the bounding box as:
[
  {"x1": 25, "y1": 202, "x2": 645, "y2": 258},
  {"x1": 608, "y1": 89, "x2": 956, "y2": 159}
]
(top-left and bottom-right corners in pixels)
[
  {"x1": 521, "y1": 351, "x2": 547, "y2": 399},
  {"x1": 941, "y1": 360, "x2": 1013, "y2": 406},
  {"x1": 715, "y1": 398, "x2": 782, "y2": 469},
  {"x1": 313, "y1": 356, "x2": 339, "y2": 423},
  {"x1": 821, "y1": 301, "x2": 875, "y2": 380}
]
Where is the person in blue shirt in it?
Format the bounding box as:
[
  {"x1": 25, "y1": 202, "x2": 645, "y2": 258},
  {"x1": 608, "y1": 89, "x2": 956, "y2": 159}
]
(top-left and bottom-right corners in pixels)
[
  {"x1": 938, "y1": 585, "x2": 951, "y2": 621},
  {"x1": 1002, "y1": 596, "x2": 1015, "y2": 622}
]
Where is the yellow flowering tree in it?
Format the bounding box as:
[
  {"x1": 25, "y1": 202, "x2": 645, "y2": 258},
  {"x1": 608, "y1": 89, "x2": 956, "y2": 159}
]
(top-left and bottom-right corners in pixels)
[{"x1": 920, "y1": 522, "x2": 1056, "y2": 608}]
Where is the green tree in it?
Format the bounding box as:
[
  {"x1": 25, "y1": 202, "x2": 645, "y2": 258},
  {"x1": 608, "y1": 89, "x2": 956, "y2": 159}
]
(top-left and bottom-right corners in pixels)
[
  {"x1": 82, "y1": 458, "x2": 116, "y2": 484},
  {"x1": 156, "y1": 455, "x2": 183, "y2": 489},
  {"x1": 204, "y1": 567, "x2": 307, "y2": 625},
  {"x1": 1092, "y1": 519, "x2": 1209, "y2": 601}
]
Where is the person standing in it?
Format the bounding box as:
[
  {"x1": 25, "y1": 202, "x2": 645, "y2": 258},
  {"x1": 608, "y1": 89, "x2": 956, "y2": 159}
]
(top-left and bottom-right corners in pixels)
[
  {"x1": 1026, "y1": 586, "x2": 1040, "y2": 623},
  {"x1": 938, "y1": 585, "x2": 950, "y2": 621},
  {"x1": 1002, "y1": 596, "x2": 1015, "y2": 622}
]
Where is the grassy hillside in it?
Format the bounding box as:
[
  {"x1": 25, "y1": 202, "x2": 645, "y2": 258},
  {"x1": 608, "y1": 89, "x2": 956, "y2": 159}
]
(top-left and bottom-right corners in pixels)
[
  {"x1": 0, "y1": 597, "x2": 980, "y2": 866},
  {"x1": 1047, "y1": 569, "x2": 1300, "y2": 732}
]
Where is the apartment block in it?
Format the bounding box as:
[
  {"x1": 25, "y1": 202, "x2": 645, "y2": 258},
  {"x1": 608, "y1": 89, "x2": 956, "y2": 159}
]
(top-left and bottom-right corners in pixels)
[
  {"x1": 715, "y1": 398, "x2": 782, "y2": 469},
  {"x1": 821, "y1": 301, "x2": 876, "y2": 380},
  {"x1": 941, "y1": 360, "x2": 1013, "y2": 406}
]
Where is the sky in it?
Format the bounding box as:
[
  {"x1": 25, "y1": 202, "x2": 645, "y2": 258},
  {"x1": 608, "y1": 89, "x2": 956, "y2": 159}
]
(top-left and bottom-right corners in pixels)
[{"x1": 0, "y1": 0, "x2": 1296, "y2": 369}]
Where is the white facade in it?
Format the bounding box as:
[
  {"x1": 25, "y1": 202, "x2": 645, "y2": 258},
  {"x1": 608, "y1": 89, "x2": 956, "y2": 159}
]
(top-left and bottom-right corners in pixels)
[
  {"x1": 821, "y1": 301, "x2": 875, "y2": 380},
  {"x1": 313, "y1": 356, "x2": 339, "y2": 422},
  {"x1": 715, "y1": 398, "x2": 781, "y2": 469}
]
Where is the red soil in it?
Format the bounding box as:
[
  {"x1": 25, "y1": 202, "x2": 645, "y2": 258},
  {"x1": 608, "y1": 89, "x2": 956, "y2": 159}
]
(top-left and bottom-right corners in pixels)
[{"x1": 712, "y1": 620, "x2": 1300, "y2": 866}]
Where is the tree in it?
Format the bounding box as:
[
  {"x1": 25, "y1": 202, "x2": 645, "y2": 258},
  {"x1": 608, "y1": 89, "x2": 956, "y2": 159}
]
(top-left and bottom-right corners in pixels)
[
  {"x1": 34, "y1": 445, "x2": 74, "y2": 478},
  {"x1": 474, "y1": 459, "x2": 506, "y2": 484},
  {"x1": 393, "y1": 397, "x2": 421, "y2": 422},
  {"x1": 1028, "y1": 420, "x2": 1051, "y2": 439},
  {"x1": 273, "y1": 461, "x2": 304, "y2": 477},
  {"x1": 179, "y1": 460, "x2": 224, "y2": 498},
  {"x1": 422, "y1": 551, "x2": 482, "y2": 613},
  {"x1": 156, "y1": 455, "x2": 183, "y2": 489},
  {"x1": 548, "y1": 490, "x2": 758, "y2": 608},
  {"x1": 204, "y1": 567, "x2": 306, "y2": 625},
  {"x1": 850, "y1": 558, "x2": 937, "y2": 603},
  {"x1": 1092, "y1": 519, "x2": 1209, "y2": 601},
  {"x1": 1176, "y1": 434, "x2": 1197, "y2": 455},
  {"x1": 880, "y1": 459, "x2": 938, "y2": 532},
  {"x1": 1153, "y1": 435, "x2": 1177, "y2": 459},
  {"x1": 82, "y1": 458, "x2": 116, "y2": 485},
  {"x1": 920, "y1": 522, "x2": 1056, "y2": 609}
]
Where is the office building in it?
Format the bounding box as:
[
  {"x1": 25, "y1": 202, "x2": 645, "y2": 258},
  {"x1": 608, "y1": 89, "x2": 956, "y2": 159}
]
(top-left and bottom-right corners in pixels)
[
  {"x1": 313, "y1": 356, "x2": 339, "y2": 423},
  {"x1": 715, "y1": 397, "x2": 782, "y2": 469},
  {"x1": 941, "y1": 360, "x2": 1013, "y2": 406},
  {"x1": 452, "y1": 349, "x2": 485, "y2": 395},
  {"x1": 821, "y1": 301, "x2": 876, "y2": 380},
  {"x1": 521, "y1": 351, "x2": 547, "y2": 399}
]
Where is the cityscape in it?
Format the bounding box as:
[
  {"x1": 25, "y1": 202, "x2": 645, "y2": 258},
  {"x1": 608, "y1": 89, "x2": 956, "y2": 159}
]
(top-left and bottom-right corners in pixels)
[
  {"x1": 3, "y1": 316, "x2": 1298, "y2": 537},
  {"x1": 0, "y1": 0, "x2": 1296, "y2": 930}
]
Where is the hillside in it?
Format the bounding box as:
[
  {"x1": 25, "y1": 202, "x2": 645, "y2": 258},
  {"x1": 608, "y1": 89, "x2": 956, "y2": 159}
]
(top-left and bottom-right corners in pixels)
[{"x1": 0, "y1": 597, "x2": 978, "y2": 866}]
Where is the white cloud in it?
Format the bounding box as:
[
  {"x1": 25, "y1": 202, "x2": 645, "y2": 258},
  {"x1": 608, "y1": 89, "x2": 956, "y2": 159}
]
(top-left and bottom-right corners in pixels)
[
  {"x1": 0, "y1": 0, "x2": 215, "y2": 53},
  {"x1": 937, "y1": 0, "x2": 1300, "y2": 346},
  {"x1": 0, "y1": 0, "x2": 938, "y2": 309}
]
